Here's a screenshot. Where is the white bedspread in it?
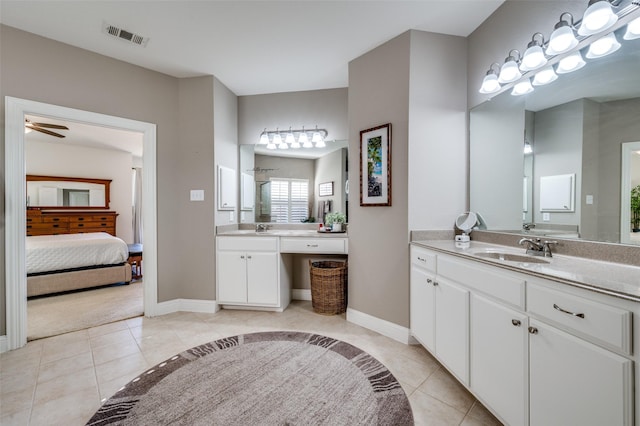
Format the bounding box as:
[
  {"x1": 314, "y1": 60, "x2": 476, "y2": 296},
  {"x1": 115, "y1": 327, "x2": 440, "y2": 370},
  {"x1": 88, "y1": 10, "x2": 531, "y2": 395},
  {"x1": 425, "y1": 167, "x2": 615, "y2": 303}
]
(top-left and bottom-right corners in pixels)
[{"x1": 26, "y1": 232, "x2": 129, "y2": 274}]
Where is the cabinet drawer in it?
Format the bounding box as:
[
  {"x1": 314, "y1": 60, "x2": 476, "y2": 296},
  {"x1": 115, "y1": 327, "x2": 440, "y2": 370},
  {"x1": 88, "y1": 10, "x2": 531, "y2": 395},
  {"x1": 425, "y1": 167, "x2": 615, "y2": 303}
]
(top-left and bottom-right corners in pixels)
[
  {"x1": 217, "y1": 236, "x2": 278, "y2": 252},
  {"x1": 280, "y1": 237, "x2": 346, "y2": 254},
  {"x1": 528, "y1": 283, "x2": 632, "y2": 354},
  {"x1": 42, "y1": 216, "x2": 70, "y2": 223},
  {"x1": 438, "y1": 256, "x2": 525, "y2": 309},
  {"x1": 411, "y1": 246, "x2": 437, "y2": 273},
  {"x1": 69, "y1": 216, "x2": 115, "y2": 223},
  {"x1": 70, "y1": 222, "x2": 113, "y2": 230}
]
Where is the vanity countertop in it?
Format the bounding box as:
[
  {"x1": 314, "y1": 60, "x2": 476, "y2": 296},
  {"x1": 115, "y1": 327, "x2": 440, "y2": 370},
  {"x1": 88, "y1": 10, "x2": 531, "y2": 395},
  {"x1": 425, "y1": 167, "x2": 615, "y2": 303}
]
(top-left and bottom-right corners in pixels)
[
  {"x1": 218, "y1": 229, "x2": 347, "y2": 238},
  {"x1": 412, "y1": 240, "x2": 640, "y2": 302}
]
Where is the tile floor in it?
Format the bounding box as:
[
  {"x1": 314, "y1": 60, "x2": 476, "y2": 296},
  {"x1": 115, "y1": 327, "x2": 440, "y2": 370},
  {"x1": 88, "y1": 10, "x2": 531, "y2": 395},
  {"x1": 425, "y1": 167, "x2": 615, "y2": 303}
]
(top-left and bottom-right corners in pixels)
[{"x1": 0, "y1": 301, "x2": 502, "y2": 425}]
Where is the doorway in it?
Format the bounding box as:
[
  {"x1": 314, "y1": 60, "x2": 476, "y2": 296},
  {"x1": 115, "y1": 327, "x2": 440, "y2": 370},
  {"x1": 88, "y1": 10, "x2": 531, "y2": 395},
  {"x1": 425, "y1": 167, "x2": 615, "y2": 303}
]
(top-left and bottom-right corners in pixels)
[
  {"x1": 5, "y1": 97, "x2": 158, "y2": 350},
  {"x1": 620, "y1": 141, "x2": 640, "y2": 245}
]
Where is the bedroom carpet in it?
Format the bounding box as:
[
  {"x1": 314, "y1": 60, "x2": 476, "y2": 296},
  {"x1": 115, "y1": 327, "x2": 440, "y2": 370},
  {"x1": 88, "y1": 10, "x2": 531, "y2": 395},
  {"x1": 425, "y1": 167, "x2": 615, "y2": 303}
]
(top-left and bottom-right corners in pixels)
[
  {"x1": 27, "y1": 281, "x2": 143, "y2": 341},
  {"x1": 87, "y1": 331, "x2": 414, "y2": 425}
]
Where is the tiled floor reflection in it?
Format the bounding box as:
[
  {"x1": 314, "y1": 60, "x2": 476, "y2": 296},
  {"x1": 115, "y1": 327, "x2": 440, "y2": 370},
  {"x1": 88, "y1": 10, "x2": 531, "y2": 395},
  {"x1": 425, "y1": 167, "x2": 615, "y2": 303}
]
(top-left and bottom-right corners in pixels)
[{"x1": 0, "y1": 301, "x2": 502, "y2": 425}]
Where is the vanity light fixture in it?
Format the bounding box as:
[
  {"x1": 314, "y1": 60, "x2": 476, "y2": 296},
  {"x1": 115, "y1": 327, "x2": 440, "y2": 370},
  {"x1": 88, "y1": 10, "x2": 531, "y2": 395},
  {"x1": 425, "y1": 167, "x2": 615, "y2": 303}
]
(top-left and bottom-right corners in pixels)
[
  {"x1": 498, "y1": 50, "x2": 522, "y2": 83},
  {"x1": 578, "y1": 0, "x2": 618, "y2": 36},
  {"x1": 258, "y1": 126, "x2": 329, "y2": 150},
  {"x1": 532, "y1": 66, "x2": 559, "y2": 86},
  {"x1": 623, "y1": 15, "x2": 640, "y2": 39},
  {"x1": 586, "y1": 31, "x2": 621, "y2": 58},
  {"x1": 478, "y1": 63, "x2": 502, "y2": 94},
  {"x1": 511, "y1": 79, "x2": 534, "y2": 96},
  {"x1": 524, "y1": 140, "x2": 533, "y2": 154},
  {"x1": 520, "y1": 33, "x2": 548, "y2": 71},
  {"x1": 546, "y1": 13, "x2": 579, "y2": 55},
  {"x1": 556, "y1": 51, "x2": 586, "y2": 73}
]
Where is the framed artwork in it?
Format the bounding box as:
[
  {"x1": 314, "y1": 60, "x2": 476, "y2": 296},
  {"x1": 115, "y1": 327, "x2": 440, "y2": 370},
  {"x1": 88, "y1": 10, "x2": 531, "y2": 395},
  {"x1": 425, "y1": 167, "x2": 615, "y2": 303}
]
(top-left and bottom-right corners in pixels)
[
  {"x1": 319, "y1": 181, "x2": 334, "y2": 197},
  {"x1": 360, "y1": 123, "x2": 391, "y2": 206}
]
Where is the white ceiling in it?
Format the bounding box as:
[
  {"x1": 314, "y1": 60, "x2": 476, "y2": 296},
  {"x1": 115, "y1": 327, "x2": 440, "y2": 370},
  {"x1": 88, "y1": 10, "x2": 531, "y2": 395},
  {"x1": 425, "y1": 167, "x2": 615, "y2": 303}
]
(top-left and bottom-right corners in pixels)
[{"x1": 0, "y1": 0, "x2": 503, "y2": 96}]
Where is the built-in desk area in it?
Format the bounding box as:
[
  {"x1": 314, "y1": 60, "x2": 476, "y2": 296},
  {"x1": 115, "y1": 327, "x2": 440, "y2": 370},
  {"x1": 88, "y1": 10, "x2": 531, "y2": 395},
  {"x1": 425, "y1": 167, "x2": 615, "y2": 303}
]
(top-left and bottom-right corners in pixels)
[{"x1": 216, "y1": 228, "x2": 348, "y2": 311}]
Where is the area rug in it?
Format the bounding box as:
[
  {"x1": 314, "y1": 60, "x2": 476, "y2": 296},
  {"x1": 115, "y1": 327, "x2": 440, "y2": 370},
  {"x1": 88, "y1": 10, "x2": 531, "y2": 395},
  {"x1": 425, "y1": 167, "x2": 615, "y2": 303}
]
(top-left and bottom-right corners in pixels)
[
  {"x1": 86, "y1": 331, "x2": 414, "y2": 425},
  {"x1": 28, "y1": 281, "x2": 143, "y2": 340}
]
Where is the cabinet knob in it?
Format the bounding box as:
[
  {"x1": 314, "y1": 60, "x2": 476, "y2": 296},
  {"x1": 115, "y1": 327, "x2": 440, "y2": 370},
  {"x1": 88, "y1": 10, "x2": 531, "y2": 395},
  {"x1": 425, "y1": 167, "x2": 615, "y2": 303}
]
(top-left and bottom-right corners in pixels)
[
  {"x1": 528, "y1": 326, "x2": 538, "y2": 335},
  {"x1": 512, "y1": 319, "x2": 521, "y2": 327},
  {"x1": 240, "y1": 255, "x2": 245, "y2": 259},
  {"x1": 426, "y1": 278, "x2": 433, "y2": 284},
  {"x1": 247, "y1": 255, "x2": 252, "y2": 259},
  {"x1": 433, "y1": 281, "x2": 439, "y2": 287}
]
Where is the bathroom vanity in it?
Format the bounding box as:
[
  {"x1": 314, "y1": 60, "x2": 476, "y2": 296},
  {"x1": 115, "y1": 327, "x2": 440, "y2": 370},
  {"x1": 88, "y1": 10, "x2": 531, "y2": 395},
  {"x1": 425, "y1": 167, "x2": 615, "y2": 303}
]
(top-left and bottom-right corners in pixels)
[
  {"x1": 410, "y1": 240, "x2": 639, "y2": 426},
  {"x1": 216, "y1": 229, "x2": 348, "y2": 311}
]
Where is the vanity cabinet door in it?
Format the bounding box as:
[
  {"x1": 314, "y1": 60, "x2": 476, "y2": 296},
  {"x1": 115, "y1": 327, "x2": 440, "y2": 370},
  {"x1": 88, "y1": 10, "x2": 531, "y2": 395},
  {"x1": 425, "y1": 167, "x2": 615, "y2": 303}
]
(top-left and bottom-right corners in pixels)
[
  {"x1": 471, "y1": 294, "x2": 528, "y2": 426},
  {"x1": 246, "y1": 252, "x2": 279, "y2": 305},
  {"x1": 217, "y1": 251, "x2": 248, "y2": 304},
  {"x1": 410, "y1": 265, "x2": 436, "y2": 352},
  {"x1": 529, "y1": 319, "x2": 633, "y2": 426},
  {"x1": 435, "y1": 277, "x2": 469, "y2": 384}
]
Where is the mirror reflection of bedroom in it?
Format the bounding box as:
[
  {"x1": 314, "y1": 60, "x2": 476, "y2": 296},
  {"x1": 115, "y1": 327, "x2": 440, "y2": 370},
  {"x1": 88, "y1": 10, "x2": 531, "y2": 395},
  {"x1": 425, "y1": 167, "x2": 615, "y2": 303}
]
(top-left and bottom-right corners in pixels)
[{"x1": 25, "y1": 114, "x2": 144, "y2": 341}]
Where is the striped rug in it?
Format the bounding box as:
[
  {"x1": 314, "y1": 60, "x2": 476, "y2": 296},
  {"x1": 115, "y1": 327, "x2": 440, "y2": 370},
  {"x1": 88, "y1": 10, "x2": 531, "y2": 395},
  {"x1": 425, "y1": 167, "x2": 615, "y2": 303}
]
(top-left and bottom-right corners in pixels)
[{"x1": 87, "y1": 331, "x2": 414, "y2": 425}]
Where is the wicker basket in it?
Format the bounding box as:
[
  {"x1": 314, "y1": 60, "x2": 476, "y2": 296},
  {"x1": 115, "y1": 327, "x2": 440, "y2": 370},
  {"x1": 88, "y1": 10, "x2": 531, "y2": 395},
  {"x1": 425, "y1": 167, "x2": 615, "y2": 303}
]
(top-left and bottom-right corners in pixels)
[{"x1": 309, "y1": 260, "x2": 348, "y2": 315}]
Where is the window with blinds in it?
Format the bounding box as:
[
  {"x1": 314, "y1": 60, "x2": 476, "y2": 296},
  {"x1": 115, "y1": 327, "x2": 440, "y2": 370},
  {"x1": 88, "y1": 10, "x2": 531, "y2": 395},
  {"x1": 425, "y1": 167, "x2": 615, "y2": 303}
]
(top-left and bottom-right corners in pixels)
[{"x1": 270, "y1": 178, "x2": 309, "y2": 223}]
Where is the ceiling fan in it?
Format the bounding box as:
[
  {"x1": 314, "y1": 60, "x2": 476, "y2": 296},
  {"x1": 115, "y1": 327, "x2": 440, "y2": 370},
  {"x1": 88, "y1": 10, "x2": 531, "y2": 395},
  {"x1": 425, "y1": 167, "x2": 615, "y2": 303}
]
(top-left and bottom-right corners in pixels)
[{"x1": 25, "y1": 119, "x2": 69, "y2": 138}]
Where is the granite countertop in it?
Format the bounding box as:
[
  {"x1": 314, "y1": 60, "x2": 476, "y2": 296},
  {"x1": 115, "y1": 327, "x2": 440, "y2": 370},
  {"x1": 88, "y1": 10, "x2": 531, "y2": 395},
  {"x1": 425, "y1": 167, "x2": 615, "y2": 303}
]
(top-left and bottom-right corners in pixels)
[
  {"x1": 217, "y1": 229, "x2": 348, "y2": 238},
  {"x1": 412, "y1": 240, "x2": 640, "y2": 302}
]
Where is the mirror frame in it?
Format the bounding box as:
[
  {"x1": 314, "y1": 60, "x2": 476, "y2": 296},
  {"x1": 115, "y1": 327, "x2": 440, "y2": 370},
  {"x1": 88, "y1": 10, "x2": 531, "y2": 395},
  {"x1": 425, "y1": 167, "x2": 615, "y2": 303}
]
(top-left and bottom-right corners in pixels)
[{"x1": 26, "y1": 174, "x2": 111, "y2": 210}]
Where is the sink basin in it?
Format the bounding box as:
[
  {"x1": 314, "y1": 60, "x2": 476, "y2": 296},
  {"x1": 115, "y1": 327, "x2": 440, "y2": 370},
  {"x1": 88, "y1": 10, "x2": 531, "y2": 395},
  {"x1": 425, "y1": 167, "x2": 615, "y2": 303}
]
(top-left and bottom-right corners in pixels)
[{"x1": 474, "y1": 251, "x2": 550, "y2": 264}]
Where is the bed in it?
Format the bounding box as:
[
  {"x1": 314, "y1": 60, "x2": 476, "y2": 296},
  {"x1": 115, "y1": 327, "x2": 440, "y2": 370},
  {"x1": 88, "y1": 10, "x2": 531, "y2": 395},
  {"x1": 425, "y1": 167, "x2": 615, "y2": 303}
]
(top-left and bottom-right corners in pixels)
[{"x1": 27, "y1": 232, "x2": 131, "y2": 297}]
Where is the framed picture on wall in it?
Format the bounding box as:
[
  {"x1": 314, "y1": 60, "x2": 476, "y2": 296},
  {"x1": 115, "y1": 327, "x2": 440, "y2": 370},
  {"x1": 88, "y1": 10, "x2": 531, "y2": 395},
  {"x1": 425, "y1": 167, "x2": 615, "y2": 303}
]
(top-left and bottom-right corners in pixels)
[
  {"x1": 319, "y1": 181, "x2": 334, "y2": 197},
  {"x1": 360, "y1": 123, "x2": 391, "y2": 206}
]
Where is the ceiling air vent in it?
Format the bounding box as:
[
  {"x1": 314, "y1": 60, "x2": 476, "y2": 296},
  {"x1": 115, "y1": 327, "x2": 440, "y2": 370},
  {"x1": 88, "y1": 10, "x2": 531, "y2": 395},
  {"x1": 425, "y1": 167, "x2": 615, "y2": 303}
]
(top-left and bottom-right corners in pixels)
[{"x1": 102, "y1": 22, "x2": 149, "y2": 47}]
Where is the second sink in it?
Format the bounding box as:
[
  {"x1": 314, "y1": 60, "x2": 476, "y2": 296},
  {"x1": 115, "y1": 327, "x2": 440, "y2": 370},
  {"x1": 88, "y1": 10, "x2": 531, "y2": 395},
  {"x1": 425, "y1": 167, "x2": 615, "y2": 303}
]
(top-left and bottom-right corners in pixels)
[{"x1": 474, "y1": 251, "x2": 550, "y2": 264}]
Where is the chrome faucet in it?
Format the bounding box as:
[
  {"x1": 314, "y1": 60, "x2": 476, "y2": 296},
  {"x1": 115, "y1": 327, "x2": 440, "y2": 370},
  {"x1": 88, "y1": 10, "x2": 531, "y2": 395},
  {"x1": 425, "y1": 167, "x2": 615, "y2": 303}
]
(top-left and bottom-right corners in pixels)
[
  {"x1": 518, "y1": 237, "x2": 557, "y2": 258},
  {"x1": 523, "y1": 223, "x2": 536, "y2": 231},
  {"x1": 255, "y1": 223, "x2": 270, "y2": 232}
]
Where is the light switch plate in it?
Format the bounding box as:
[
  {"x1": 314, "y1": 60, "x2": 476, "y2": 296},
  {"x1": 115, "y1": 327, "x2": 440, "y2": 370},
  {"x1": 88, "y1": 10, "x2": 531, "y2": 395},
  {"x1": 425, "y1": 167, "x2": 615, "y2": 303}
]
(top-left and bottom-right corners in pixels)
[
  {"x1": 229, "y1": 211, "x2": 234, "y2": 221},
  {"x1": 543, "y1": 212, "x2": 550, "y2": 221},
  {"x1": 586, "y1": 195, "x2": 594, "y2": 205},
  {"x1": 190, "y1": 190, "x2": 204, "y2": 201}
]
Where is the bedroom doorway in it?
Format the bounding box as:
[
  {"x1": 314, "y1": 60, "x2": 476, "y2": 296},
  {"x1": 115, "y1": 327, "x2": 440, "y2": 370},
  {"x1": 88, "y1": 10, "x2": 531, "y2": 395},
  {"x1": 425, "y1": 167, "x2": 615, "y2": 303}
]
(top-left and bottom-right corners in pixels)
[{"x1": 5, "y1": 97, "x2": 158, "y2": 350}]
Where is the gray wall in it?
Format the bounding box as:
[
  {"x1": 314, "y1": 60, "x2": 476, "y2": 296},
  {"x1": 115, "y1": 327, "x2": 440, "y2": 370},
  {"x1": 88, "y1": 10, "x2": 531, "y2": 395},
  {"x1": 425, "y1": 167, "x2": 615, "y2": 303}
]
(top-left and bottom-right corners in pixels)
[
  {"x1": 0, "y1": 25, "x2": 230, "y2": 334},
  {"x1": 314, "y1": 148, "x2": 347, "y2": 221},
  {"x1": 238, "y1": 88, "x2": 348, "y2": 145}
]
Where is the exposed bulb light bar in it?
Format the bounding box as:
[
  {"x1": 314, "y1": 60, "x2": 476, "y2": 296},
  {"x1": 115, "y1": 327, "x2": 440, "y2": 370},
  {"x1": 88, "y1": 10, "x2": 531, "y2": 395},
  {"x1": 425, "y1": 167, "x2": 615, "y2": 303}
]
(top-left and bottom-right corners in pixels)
[
  {"x1": 578, "y1": 0, "x2": 618, "y2": 36},
  {"x1": 258, "y1": 126, "x2": 329, "y2": 150},
  {"x1": 586, "y1": 32, "x2": 621, "y2": 58},
  {"x1": 556, "y1": 51, "x2": 586, "y2": 74},
  {"x1": 498, "y1": 49, "x2": 522, "y2": 83},
  {"x1": 546, "y1": 13, "x2": 578, "y2": 55},
  {"x1": 520, "y1": 33, "x2": 548, "y2": 71},
  {"x1": 623, "y1": 16, "x2": 640, "y2": 40}
]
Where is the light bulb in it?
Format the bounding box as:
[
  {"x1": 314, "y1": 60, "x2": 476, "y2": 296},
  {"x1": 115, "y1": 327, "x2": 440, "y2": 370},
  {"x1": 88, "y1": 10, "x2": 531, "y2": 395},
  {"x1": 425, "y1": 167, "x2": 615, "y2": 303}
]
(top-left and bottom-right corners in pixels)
[
  {"x1": 259, "y1": 132, "x2": 269, "y2": 145},
  {"x1": 285, "y1": 132, "x2": 295, "y2": 144},
  {"x1": 290, "y1": 140, "x2": 301, "y2": 149},
  {"x1": 578, "y1": 0, "x2": 618, "y2": 36},
  {"x1": 266, "y1": 142, "x2": 276, "y2": 150},
  {"x1": 278, "y1": 140, "x2": 289, "y2": 149},
  {"x1": 623, "y1": 16, "x2": 640, "y2": 40},
  {"x1": 315, "y1": 138, "x2": 326, "y2": 148},
  {"x1": 312, "y1": 132, "x2": 322, "y2": 143},
  {"x1": 586, "y1": 32, "x2": 621, "y2": 59},
  {"x1": 546, "y1": 23, "x2": 578, "y2": 56},
  {"x1": 524, "y1": 142, "x2": 533, "y2": 154},
  {"x1": 532, "y1": 67, "x2": 558, "y2": 86},
  {"x1": 498, "y1": 59, "x2": 521, "y2": 84},
  {"x1": 511, "y1": 79, "x2": 534, "y2": 96},
  {"x1": 479, "y1": 73, "x2": 501, "y2": 94},
  {"x1": 520, "y1": 45, "x2": 547, "y2": 71},
  {"x1": 556, "y1": 52, "x2": 586, "y2": 74},
  {"x1": 299, "y1": 131, "x2": 309, "y2": 144}
]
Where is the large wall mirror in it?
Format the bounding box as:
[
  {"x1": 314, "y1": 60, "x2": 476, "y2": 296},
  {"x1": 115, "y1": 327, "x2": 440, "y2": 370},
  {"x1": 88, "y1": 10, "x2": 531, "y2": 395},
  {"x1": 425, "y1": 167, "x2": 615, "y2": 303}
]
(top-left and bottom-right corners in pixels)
[
  {"x1": 27, "y1": 175, "x2": 111, "y2": 209},
  {"x1": 239, "y1": 141, "x2": 348, "y2": 224},
  {"x1": 470, "y1": 36, "x2": 640, "y2": 246}
]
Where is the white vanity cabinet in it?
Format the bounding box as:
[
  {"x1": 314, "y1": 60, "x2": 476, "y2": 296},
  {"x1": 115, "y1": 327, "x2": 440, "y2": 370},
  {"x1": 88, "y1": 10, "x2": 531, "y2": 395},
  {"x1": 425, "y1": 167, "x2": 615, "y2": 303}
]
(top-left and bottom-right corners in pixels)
[
  {"x1": 216, "y1": 237, "x2": 288, "y2": 310},
  {"x1": 410, "y1": 246, "x2": 469, "y2": 384},
  {"x1": 410, "y1": 244, "x2": 635, "y2": 426}
]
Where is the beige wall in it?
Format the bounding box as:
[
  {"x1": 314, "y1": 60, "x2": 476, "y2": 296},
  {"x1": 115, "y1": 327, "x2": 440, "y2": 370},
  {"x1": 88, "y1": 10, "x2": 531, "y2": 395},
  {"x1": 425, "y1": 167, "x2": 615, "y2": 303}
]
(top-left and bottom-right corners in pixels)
[
  {"x1": 314, "y1": 148, "x2": 347, "y2": 222},
  {"x1": 26, "y1": 141, "x2": 134, "y2": 242},
  {"x1": 214, "y1": 77, "x2": 239, "y2": 226}
]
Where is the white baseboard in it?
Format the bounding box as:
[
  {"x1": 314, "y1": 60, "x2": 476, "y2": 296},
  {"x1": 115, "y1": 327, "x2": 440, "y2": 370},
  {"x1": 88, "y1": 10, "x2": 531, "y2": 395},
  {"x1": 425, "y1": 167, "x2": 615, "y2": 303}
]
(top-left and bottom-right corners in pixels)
[
  {"x1": 292, "y1": 289, "x2": 312, "y2": 301},
  {"x1": 153, "y1": 299, "x2": 219, "y2": 316},
  {"x1": 346, "y1": 308, "x2": 412, "y2": 344},
  {"x1": 0, "y1": 335, "x2": 8, "y2": 353}
]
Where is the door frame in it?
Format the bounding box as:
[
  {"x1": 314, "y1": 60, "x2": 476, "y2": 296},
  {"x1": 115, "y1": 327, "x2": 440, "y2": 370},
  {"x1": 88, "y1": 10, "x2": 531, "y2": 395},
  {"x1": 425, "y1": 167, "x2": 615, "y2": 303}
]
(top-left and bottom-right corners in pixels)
[
  {"x1": 620, "y1": 141, "x2": 640, "y2": 245},
  {"x1": 5, "y1": 96, "x2": 159, "y2": 350}
]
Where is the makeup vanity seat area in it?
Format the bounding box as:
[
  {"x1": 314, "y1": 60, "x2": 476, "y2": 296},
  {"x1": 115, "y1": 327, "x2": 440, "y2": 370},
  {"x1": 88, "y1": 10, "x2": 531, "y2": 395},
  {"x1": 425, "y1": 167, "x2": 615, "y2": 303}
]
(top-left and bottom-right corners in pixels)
[
  {"x1": 410, "y1": 243, "x2": 637, "y2": 426},
  {"x1": 216, "y1": 234, "x2": 348, "y2": 311}
]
